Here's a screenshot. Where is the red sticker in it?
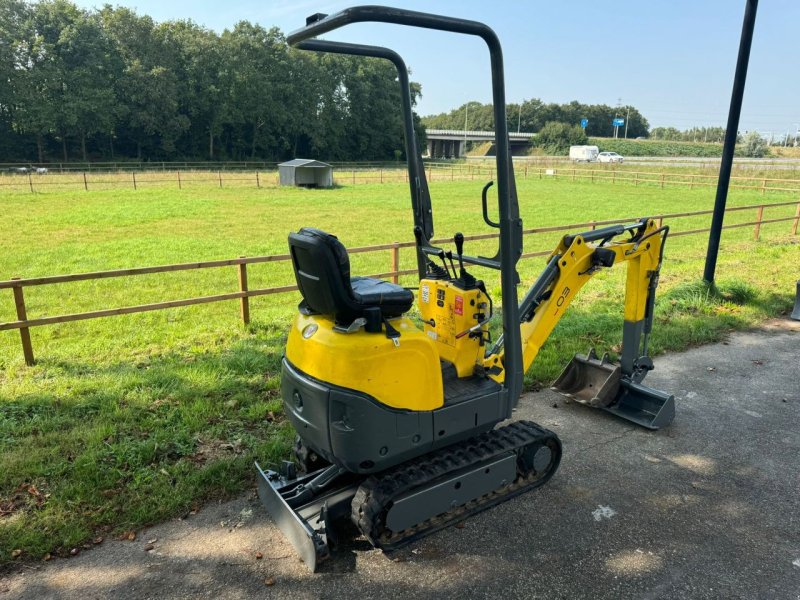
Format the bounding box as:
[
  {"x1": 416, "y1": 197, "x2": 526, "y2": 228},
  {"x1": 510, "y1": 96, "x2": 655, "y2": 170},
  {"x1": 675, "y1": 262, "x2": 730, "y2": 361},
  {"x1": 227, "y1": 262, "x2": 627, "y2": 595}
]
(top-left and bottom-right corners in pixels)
[{"x1": 454, "y1": 295, "x2": 464, "y2": 316}]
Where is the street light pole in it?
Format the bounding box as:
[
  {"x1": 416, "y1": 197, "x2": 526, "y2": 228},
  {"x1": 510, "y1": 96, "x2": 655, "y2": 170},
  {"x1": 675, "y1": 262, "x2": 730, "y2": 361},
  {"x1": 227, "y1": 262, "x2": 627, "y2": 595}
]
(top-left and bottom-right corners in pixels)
[{"x1": 624, "y1": 106, "x2": 630, "y2": 138}]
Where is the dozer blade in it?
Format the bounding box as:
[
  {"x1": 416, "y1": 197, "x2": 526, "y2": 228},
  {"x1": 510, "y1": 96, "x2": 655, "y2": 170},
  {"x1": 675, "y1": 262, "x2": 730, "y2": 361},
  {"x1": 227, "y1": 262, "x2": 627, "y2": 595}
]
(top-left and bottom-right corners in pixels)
[
  {"x1": 552, "y1": 348, "x2": 675, "y2": 430},
  {"x1": 254, "y1": 462, "x2": 358, "y2": 572}
]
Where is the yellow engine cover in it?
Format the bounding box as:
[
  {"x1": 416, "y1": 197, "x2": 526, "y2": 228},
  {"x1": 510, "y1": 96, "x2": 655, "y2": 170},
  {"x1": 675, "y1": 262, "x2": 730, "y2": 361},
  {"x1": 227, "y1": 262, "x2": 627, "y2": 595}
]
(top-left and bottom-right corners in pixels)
[
  {"x1": 285, "y1": 313, "x2": 444, "y2": 411},
  {"x1": 417, "y1": 278, "x2": 486, "y2": 378}
]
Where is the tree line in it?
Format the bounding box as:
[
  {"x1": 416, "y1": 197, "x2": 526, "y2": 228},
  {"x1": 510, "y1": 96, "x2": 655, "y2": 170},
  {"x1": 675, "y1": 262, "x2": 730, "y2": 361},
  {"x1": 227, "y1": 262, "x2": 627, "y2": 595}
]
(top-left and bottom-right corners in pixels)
[
  {"x1": 0, "y1": 0, "x2": 425, "y2": 163},
  {"x1": 422, "y1": 99, "x2": 650, "y2": 139}
]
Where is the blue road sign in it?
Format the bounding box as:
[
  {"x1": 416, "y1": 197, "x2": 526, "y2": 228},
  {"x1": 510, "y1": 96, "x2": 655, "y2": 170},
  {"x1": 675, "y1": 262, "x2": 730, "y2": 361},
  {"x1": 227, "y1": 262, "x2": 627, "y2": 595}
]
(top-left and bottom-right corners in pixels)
[
  {"x1": 580, "y1": 118, "x2": 588, "y2": 129},
  {"x1": 612, "y1": 118, "x2": 625, "y2": 127}
]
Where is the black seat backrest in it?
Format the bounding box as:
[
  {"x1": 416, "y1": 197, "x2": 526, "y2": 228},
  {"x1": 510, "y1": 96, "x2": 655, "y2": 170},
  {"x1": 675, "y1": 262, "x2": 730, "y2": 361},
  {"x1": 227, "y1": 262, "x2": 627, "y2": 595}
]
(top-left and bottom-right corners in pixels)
[{"x1": 288, "y1": 228, "x2": 361, "y2": 323}]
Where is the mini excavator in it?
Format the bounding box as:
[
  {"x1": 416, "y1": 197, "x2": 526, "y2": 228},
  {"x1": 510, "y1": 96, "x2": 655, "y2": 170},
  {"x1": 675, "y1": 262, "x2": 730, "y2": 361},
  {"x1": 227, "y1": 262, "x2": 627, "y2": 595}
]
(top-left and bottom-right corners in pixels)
[{"x1": 256, "y1": 6, "x2": 675, "y2": 571}]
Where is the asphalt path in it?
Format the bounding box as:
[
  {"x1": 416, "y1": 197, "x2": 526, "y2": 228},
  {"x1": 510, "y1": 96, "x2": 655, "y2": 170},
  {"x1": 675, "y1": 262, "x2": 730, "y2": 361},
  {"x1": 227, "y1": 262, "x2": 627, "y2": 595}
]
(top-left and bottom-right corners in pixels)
[{"x1": 2, "y1": 320, "x2": 798, "y2": 599}]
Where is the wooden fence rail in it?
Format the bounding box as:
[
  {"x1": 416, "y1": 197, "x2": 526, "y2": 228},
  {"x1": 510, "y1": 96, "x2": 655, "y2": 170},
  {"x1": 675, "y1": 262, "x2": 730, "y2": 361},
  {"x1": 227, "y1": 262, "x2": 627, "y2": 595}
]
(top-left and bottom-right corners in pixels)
[
  {"x1": 4, "y1": 163, "x2": 800, "y2": 194},
  {"x1": 2, "y1": 200, "x2": 798, "y2": 365}
]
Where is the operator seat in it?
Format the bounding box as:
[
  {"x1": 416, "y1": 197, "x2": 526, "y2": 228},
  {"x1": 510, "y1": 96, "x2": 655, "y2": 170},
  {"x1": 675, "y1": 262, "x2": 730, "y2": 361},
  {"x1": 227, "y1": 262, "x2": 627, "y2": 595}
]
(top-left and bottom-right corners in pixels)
[{"x1": 288, "y1": 228, "x2": 413, "y2": 326}]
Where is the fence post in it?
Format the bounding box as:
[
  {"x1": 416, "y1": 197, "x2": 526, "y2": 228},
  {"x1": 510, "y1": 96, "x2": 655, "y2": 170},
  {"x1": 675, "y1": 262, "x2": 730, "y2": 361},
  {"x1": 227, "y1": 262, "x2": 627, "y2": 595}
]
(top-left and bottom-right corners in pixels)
[
  {"x1": 792, "y1": 202, "x2": 800, "y2": 235},
  {"x1": 657, "y1": 217, "x2": 664, "y2": 228},
  {"x1": 590, "y1": 221, "x2": 597, "y2": 231},
  {"x1": 761, "y1": 178, "x2": 767, "y2": 194},
  {"x1": 218, "y1": 171, "x2": 222, "y2": 188},
  {"x1": 11, "y1": 278, "x2": 35, "y2": 366},
  {"x1": 572, "y1": 168, "x2": 576, "y2": 181},
  {"x1": 256, "y1": 171, "x2": 260, "y2": 188},
  {"x1": 591, "y1": 170, "x2": 594, "y2": 183},
  {"x1": 429, "y1": 167, "x2": 432, "y2": 181},
  {"x1": 635, "y1": 172, "x2": 639, "y2": 186},
  {"x1": 525, "y1": 163, "x2": 528, "y2": 177},
  {"x1": 689, "y1": 174, "x2": 694, "y2": 189},
  {"x1": 660, "y1": 173, "x2": 665, "y2": 189},
  {"x1": 352, "y1": 170, "x2": 356, "y2": 185},
  {"x1": 391, "y1": 242, "x2": 400, "y2": 284},
  {"x1": 612, "y1": 170, "x2": 616, "y2": 184},
  {"x1": 238, "y1": 258, "x2": 250, "y2": 326},
  {"x1": 132, "y1": 172, "x2": 137, "y2": 190},
  {"x1": 177, "y1": 171, "x2": 182, "y2": 189},
  {"x1": 380, "y1": 169, "x2": 383, "y2": 184},
  {"x1": 83, "y1": 172, "x2": 88, "y2": 191},
  {"x1": 754, "y1": 205, "x2": 764, "y2": 240},
  {"x1": 28, "y1": 173, "x2": 33, "y2": 193}
]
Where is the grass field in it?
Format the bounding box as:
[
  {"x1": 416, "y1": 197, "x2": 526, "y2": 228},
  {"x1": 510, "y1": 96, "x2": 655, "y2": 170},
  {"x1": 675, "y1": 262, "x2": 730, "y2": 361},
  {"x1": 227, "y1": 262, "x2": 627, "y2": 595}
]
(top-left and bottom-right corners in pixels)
[{"x1": 1, "y1": 174, "x2": 798, "y2": 563}]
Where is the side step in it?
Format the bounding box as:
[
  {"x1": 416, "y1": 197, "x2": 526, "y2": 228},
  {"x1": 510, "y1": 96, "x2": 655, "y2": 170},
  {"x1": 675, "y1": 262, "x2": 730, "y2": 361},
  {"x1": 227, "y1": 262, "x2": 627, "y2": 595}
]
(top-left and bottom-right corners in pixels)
[{"x1": 552, "y1": 348, "x2": 675, "y2": 430}]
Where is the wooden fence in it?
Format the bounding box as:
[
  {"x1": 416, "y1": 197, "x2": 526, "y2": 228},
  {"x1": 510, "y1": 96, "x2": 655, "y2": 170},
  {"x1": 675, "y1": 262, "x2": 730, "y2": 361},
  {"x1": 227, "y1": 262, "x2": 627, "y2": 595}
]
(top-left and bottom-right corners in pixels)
[
  {"x1": 4, "y1": 163, "x2": 800, "y2": 194},
  {"x1": 2, "y1": 199, "x2": 798, "y2": 366}
]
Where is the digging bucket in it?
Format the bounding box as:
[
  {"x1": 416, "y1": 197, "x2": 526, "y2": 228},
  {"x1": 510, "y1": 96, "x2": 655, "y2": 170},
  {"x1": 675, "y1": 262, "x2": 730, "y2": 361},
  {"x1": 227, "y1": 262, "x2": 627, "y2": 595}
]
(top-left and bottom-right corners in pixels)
[{"x1": 552, "y1": 348, "x2": 675, "y2": 430}]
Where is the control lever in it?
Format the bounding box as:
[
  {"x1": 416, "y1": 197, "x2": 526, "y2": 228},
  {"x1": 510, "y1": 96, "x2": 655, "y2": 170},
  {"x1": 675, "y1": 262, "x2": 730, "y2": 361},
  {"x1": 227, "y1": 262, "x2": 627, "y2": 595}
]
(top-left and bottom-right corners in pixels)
[
  {"x1": 445, "y1": 250, "x2": 458, "y2": 277},
  {"x1": 454, "y1": 232, "x2": 465, "y2": 276},
  {"x1": 415, "y1": 225, "x2": 451, "y2": 278}
]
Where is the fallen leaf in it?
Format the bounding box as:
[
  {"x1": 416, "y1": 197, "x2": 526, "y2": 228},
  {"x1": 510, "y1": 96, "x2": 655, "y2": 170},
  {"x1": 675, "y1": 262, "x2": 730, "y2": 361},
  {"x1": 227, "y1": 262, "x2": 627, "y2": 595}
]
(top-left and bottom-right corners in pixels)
[
  {"x1": 143, "y1": 543, "x2": 155, "y2": 552},
  {"x1": 264, "y1": 577, "x2": 276, "y2": 586},
  {"x1": 43, "y1": 553, "x2": 52, "y2": 561},
  {"x1": 255, "y1": 551, "x2": 263, "y2": 560},
  {"x1": 455, "y1": 522, "x2": 465, "y2": 529},
  {"x1": 69, "y1": 548, "x2": 79, "y2": 556},
  {"x1": 124, "y1": 531, "x2": 136, "y2": 542},
  {"x1": 11, "y1": 549, "x2": 22, "y2": 559},
  {"x1": 146, "y1": 537, "x2": 158, "y2": 544},
  {"x1": 93, "y1": 536, "x2": 104, "y2": 545}
]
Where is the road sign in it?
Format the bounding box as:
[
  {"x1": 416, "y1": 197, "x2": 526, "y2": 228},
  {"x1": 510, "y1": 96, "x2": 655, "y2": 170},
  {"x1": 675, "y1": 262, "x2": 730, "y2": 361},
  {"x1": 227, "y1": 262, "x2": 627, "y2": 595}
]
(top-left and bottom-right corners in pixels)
[
  {"x1": 612, "y1": 118, "x2": 625, "y2": 127},
  {"x1": 580, "y1": 118, "x2": 588, "y2": 129}
]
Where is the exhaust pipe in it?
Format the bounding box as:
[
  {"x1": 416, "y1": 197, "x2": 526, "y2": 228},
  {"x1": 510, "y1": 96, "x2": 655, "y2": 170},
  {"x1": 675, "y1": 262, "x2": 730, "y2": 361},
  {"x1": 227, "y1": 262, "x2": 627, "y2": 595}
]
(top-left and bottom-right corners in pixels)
[{"x1": 552, "y1": 348, "x2": 675, "y2": 430}]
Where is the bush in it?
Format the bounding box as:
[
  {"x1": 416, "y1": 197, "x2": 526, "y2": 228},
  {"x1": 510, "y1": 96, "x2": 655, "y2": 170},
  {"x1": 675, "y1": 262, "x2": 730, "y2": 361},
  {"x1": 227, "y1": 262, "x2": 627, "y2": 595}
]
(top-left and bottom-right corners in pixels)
[
  {"x1": 534, "y1": 121, "x2": 588, "y2": 154},
  {"x1": 586, "y1": 137, "x2": 772, "y2": 158},
  {"x1": 741, "y1": 131, "x2": 767, "y2": 158}
]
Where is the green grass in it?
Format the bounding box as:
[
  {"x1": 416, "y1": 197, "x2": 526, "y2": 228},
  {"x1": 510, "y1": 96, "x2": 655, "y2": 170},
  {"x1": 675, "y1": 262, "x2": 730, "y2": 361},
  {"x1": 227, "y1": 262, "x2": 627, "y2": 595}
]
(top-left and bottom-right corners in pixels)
[{"x1": 1, "y1": 174, "x2": 798, "y2": 563}]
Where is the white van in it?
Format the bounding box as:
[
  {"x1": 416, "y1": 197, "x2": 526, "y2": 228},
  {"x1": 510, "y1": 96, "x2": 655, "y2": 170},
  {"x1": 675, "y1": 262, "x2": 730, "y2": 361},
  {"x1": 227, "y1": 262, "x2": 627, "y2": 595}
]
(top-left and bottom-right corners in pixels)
[{"x1": 569, "y1": 145, "x2": 599, "y2": 162}]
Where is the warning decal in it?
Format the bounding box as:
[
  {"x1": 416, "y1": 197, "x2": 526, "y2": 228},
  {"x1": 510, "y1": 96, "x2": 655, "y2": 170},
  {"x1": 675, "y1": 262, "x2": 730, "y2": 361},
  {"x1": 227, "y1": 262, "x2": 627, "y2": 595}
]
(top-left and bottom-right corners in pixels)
[{"x1": 454, "y1": 295, "x2": 464, "y2": 316}]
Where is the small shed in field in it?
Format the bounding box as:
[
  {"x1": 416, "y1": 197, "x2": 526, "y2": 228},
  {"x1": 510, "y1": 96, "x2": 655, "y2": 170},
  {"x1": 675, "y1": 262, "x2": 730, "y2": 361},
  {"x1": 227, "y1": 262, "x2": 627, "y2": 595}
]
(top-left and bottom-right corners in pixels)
[{"x1": 278, "y1": 159, "x2": 333, "y2": 188}]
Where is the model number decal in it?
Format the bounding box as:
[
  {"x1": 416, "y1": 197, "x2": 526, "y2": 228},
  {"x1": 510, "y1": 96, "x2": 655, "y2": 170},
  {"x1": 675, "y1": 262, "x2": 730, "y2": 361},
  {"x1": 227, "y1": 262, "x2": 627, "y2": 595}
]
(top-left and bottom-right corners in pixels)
[{"x1": 553, "y1": 286, "x2": 571, "y2": 315}]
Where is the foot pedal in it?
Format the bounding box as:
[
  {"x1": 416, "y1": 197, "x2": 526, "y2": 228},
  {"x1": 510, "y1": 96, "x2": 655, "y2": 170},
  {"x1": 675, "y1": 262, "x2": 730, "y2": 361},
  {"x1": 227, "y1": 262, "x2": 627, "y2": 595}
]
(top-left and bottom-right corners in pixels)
[{"x1": 552, "y1": 348, "x2": 675, "y2": 430}]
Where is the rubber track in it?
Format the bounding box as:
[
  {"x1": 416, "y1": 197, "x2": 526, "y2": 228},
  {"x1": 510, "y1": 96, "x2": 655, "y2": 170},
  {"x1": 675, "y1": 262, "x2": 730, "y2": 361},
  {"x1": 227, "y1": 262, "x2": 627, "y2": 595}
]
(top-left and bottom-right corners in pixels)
[{"x1": 351, "y1": 420, "x2": 561, "y2": 551}]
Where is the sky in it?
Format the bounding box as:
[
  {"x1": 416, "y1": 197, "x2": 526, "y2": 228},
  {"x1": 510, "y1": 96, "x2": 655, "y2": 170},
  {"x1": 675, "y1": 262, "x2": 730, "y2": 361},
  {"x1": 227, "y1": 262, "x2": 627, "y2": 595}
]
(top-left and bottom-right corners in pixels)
[{"x1": 72, "y1": 0, "x2": 800, "y2": 138}]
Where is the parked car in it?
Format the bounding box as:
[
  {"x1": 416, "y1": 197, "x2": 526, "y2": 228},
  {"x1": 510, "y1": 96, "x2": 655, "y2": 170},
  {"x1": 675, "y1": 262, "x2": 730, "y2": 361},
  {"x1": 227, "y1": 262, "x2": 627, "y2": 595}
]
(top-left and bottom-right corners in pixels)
[
  {"x1": 598, "y1": 151, "x2": 624, "y2": 163},
  {"x1": 569, "y1": 145, "x2": 599, "y2": 162}
]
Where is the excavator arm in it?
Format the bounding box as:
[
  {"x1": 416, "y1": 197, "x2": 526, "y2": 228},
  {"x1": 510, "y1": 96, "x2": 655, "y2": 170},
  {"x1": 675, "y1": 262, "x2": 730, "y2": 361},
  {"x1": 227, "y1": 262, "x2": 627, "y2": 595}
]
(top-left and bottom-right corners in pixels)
[{"x1": 483, "y1": 217, "x2": 674, "y2": 429}]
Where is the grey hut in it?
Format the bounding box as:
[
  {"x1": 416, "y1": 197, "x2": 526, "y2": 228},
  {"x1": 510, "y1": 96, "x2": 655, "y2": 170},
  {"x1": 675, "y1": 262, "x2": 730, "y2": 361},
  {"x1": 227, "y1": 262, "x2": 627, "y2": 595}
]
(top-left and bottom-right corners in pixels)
[{"x1": 278, "y1": 159, "x2": 333, "y2": 188}]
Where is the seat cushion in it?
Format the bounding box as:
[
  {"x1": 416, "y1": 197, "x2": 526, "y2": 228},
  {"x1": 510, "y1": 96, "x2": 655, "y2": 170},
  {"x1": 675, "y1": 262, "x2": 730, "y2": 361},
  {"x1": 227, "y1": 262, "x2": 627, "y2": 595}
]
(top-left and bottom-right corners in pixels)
[{"x1": 350, "y1": 277, "x2": 414, "y2": 318}]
